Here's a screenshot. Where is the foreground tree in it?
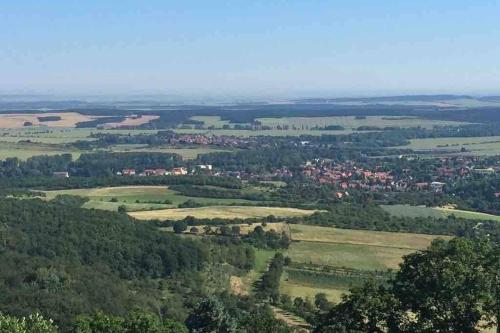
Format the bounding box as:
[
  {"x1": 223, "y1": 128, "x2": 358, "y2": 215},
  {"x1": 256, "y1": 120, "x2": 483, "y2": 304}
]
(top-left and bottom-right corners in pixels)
[
  {"x1": 314, "y1": 281, "x2": 402, "y2": 333},
  {"x1": 393, "y1": 238, "x2": 496, "y2": 333},
  {"x1": 185, "y1": 296, "x2": 237, "y2": 333},
  {"x1": 0, "y1": 313, "x2": 58, "y2": 333},
  {"x1": 315, "y1": 238, "x2": 499, "y2": 333},
  {"x1": 74, "y1": 310, "x2": 187, "y2": 333}
]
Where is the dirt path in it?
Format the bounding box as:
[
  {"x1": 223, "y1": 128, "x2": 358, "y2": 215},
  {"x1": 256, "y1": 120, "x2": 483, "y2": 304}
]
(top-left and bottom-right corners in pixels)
[{"x1": 271, "y1": 306, "x2": 311, "y2": 332}]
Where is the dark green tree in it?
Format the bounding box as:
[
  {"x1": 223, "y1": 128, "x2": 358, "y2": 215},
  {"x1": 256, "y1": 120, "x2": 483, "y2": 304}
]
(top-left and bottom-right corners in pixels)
[{"x1": 185, "y1": 296, "x2": 237, "y2": 333}]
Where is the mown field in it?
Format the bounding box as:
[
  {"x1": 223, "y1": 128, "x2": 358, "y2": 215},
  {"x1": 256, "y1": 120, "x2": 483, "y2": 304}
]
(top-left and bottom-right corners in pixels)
[
  {"x1": 174, "y1": 127, "x2": 356, "y2": 137},
  {"x1": 129, "y1": 205, "x2": 317, "y2": 220},
  {"x1": 230, "y1": 223, "x2": 450, "y2": 303},
  {"x1": 280, "y1": 225, "x2": 449, "y2": 302},
  {"x1": 0, "y1": 141, "x2": 82, "y2": 160},
  {"x1": 109, "y1": 144, "x2": 233, "y2": 159},
  {"x1": 403, "y1": 136, "x2": 500, "y2": 155},
  {"x1": 43, "y1": 185, "x2": 256, "y2": 212},
  {"x1": 381, "y1": 204, "x2": 500, "y2": 221},
  {"x1": 256, "y1": 116, "x2": 467, "y2": 130},
  {"x1": 185, "y1": 115, "x2": 467, "y2": 134}
]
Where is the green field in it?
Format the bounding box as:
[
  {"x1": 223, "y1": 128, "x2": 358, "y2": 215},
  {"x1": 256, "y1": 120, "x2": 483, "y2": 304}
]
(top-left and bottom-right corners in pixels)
[
  {"x1": 403, "y1": 136, "x2": 500, "y2": 155},
  {"x1": 0, "y1": 128, "x2": 158, "y2": 144},
  {"x1": 174, "y1": 127, "x2": 356, "y2": 137},
  {"x1": 256, "y1": 116, "x2": 467, "y2": 130},
  {"x1": 189, "y1": 116, "x2": 232, "y2": 128},
  {"x1": 0, "y1": 141, "x2": 81, "y2": 160},
  {"x1": 381, "y1": 204, "x2": 500, "y2": 221},
  {"x1": 279, "y1": 224, "x2": 449, "y2": 302},
  {"x1": 184, "y1": 115, "x2": 468, "y2": 136},
  {"x1": 109, "y1": 144, "x2": 233, "y2": 159},
  {"x1": 225, "y1": 223, "x2": 449, "y2": 302},
  {"x1": 43, "y1": 186, "x2": 255, "y2": 212}
]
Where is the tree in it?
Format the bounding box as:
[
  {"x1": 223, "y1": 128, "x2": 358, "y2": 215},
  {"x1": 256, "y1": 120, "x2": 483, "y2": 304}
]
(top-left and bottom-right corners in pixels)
[
  {"x1": 185, "y1": 296, "x2": 237, "y2": 333},
  {"x1": 314, "y1": 281, "x2": 401, "y2": 333},
  {"x1": 240, "y1": 306, "x2": 294, "y2": 333},
  {"x1": 314, "y1": 293, "x2": 331, "y2": 312},
  {"x1": 123, "y1": 309, "x2": 165, "y2": 333},
  {"x1": 74, "y1": 312, "x2": 123, "y2": 333},
  {"x1": 231, "y1": 226, "x2": 240, "y2": 236},
  {"x1": 74, "y1": 310, "x2": 187, "y2": 333},
  {"x1": 0, "y1": 313, "x2": 58, "y2": 333},
  {"x1": 315, "y1": 238, "x2": 499, "y2": 333},
  {"x1": 393, "y1": 238, "x2": 496, "y2": 333},
  {"x1": 163, "y1": 319, "x2": 188, "y2": 333},
  {"x1": 173, "y1": 221, "x2": 188, "y2": 234}
]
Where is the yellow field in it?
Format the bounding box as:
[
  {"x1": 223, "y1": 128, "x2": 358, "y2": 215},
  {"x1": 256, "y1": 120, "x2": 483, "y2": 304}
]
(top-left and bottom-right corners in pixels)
[
  {"x1": 129, "y1": 206, "x2": 317, "y2": 220},
  {"x1": 280, "y1": 280, "x2": 346, "y2": 303},
  {"x1": 0, "y1": 112, "x2": 158, "y2": 129},
  {"x1": 0, "y1": 112, "x2": 98, "y2": 128},
  {"x1": 290, "y1": 224, "x2": 446, "y2": 250}
]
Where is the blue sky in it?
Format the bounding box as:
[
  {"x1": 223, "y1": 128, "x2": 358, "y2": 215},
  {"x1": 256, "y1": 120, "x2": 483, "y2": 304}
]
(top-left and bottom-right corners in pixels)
[{"x1": 1, "y1": 0, "x2": 499, "y2": 97}]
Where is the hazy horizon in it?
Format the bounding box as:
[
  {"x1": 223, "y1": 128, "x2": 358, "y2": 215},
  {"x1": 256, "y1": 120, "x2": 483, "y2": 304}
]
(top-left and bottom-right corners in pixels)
[{"x1": 2, "y1": 1, "x2": 500, "y2": 96}]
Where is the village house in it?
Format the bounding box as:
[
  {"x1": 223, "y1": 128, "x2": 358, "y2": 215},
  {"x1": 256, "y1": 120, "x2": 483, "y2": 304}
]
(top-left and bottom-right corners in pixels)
[
  {"x1": 122, "y1": 169, "x2": 136, "y2": 176},
  {"x1": 171, "y1": 167, "x2": 188, "y2": 176},
  {"x1": 52, "y1": 171, "x2": 69, "y2": 178}
]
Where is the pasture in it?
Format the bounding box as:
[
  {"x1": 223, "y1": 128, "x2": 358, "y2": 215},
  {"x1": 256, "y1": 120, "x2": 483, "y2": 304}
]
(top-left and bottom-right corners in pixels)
[
  {"x1": 231, "y1": 223, "x2": 449, "y2": 302},
  {"x1": 129, "y1": 206, "x2": 317, "y2": 220},
  {"x1": 403, "y1": 136, "x2": 500, "y2": 155},
  {"x1": 282, "y1": 224, "x2": 448, "y2": 301},
  {"x1": 110, "y1": 144, "x2": 232, "y2": 159},
  {"x1": 0, "y1": 128, "x2": 159, "y2": 144},
  {"x1": 174, "y1": 127, "x2": 355, "y2": 137},
  {"x1": 381, "y1": 204, "x2": 500, "y2": 221},
  {"x1": 0, "y1": 141, "x2": 81, "y2": 160},
  {"x1": 44, "y1": 185, "x2": 255, "y2": 212},
  {"x1": 256, "y1": 116, "x2": 467, "y2": 131}
]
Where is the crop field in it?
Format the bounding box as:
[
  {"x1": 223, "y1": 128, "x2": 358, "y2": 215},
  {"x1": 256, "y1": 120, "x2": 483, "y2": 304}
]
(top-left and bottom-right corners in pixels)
[
  {"x1": 256, "y1": 116, "x2": 468, "y2": 130},
  {"x1": 222, "y1": 223, "x2": 449, "y2": 302},
  {"x1": 189, "y1": 116, "x2": 232, "y2": 128},
  {"x1": 44, "y1": 186, "x2": 255, "y2": 212},
  {"x1": 174, "y1": 127, "x2": 356, "y2": 137},
  {"x1": 0, "y1": 112, "x2": 98, "y2": 128},
  {"x1": 381, "y1": 204, "x2": 500, "y2": 221},
  {"x1": 279, "y1": 224, "x2": 449, "y2": 302},
  {"x1": 109, "y1": 144, "x2": 232, "y2": 159},
  {"x1": 0, "y1": 141, "x2": 81, "y2": 160},
  {"x1": 129, "y1": 205, "x2": 317, "y2": 220},
  {"x1": 403, "y1": 136, "x2": 500, "y2": 155},
  {"x1": 286, "y1": 241, "x2": 414, "y2": 271},
  {"x1": 101, "y1": 115, "x2": 159, "y2": 128},
  {"x1": 290, "y1": 224, "x2": 443, "y2": 249},
  {"x1": 0, "y1": 112, "x2": 159, "y2": 129},
  {"x1": 0, "y1": 128, "x2": 159, "y2": 144}
]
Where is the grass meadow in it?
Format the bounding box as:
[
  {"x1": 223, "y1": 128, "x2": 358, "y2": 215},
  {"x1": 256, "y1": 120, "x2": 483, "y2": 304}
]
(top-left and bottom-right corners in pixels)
[
  {"x1": 44, "y1": 185, "x2": 256, "y2": 212},
  {"x1": 282, "y1": 224, "x2": 447, "y2": 302},
  {"x1": 381, "y1": 204, "x2": 500, "y2": 221}
]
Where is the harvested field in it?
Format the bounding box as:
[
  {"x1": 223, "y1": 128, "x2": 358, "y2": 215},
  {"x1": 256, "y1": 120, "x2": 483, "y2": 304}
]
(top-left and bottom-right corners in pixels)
[{"x1": 129, "y1": 206, "x2": 317, "y2": 220}]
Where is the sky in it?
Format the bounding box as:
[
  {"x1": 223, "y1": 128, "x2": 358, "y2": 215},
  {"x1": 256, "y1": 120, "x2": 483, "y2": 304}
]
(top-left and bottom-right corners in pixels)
[{"x1": 1, "y1": 0, "x2": 499, "y2": 98}]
